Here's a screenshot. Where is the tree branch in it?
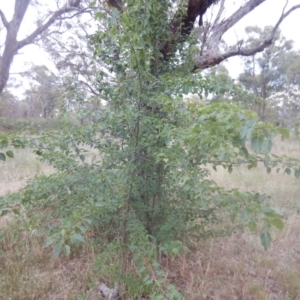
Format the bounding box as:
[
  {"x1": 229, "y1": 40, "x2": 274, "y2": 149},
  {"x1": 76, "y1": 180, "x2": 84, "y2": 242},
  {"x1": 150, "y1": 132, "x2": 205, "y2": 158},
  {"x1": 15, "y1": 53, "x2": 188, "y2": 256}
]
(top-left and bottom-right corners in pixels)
[
  {"x1": 210, "y1": 0, "x2": 265, "y2": 49},
  {"x1": 0, "y1": 0, "x2": 86, "y2": 93},
  {"x1": 17, "y1": 5, "x2": 84, "y2": 50},
  {"x1": 195, "y1": 3, "x2": 300, "y2": 69},
  {"x1": 214, "y1": 0, "x2": 225, "y2": 25},
  {"x1": 54, "y1": 7, "x2": 93, "y2": 21},
  {"x1": 79, "y1": 80, "x2": 99, "y2": 96},
  {"x1": 0, "y1": 10, "x2": 9, "y2": 28},
  {"x1": 225, "y1": 4, "x2": 300, "y2": 57}
]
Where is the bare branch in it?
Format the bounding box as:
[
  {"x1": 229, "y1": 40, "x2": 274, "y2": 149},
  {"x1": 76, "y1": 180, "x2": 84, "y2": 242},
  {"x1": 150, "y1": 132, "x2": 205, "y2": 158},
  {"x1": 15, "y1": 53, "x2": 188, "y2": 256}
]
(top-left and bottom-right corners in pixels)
[
  {"x1": 210, "y1": 0, "x2": 265, "y2": 48},
  {"x1": 53, "y1": 7, "x2": 93, "y2": 21},
  {"x1": 213, "y1": 0, "x2": 225, "y2": 25},
  {"x1": 226, "y1": 4, "x2": 300, "y2": 58},
  {"x1": 195, "y1": 3, "x2": 300, "y2": 69},
  {"x1": 282, "y1": 0, "x2": 289, "y2": 14},
  {"x1": 224, "y1": 4, "x2": 300, "y2": 57},
  {"x1": 17, "y1": 5, "x2": 85, "y2": 49},
  {"x1": 0, "y1": 10, "x2": 9, "y2": 28},
  {"x1": 79, "y1": 80, "x2": 99, "y2": 96}
]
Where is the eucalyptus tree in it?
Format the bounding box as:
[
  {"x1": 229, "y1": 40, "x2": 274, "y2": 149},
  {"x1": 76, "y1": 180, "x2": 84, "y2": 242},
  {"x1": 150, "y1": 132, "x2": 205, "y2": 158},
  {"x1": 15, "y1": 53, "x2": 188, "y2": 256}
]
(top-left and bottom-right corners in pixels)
[
  {"x1": 22, "y1": 65, "x2": 62, "y2": 118},
  {"x1": 0, "y1": 89, "x2": 18, "y2": 118},
  {"x1": 271, "y1": 50, "x2": 300, "y2": 129},
  {"x1": 0, "y1": 0, "x2": 90, "y2": 93},
  {"x1": 238, "y1": 26, "x2": 293, "y2": 120},
  {"x1": 238, "y1": 26, "x2": 300, "y2": 128}
]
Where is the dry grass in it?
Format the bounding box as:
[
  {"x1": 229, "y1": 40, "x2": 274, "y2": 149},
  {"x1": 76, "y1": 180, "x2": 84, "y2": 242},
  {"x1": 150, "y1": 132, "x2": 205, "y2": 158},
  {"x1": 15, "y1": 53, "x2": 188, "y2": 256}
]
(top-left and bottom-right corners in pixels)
[
  {"x1": 0, "y1": 148, "x2": 102, "y2": 300},
  {"x1": 164, "y1": 209, "x2": 300, "y2": 300},
  {"x1": 0, "y1": 147, "x2": 54, "y2": 197},
  {"x1": 1, "y1": 139, "x2": 300, "y2": 299},
  {"x1": 0, "y1": 147, "x2": 54, "y2": 228},
  {"x1": 0, "y1": 224, "x2": 100, "y2": 300},
  {"x1": 164, "y1": 138, "x2": 300, "y2": 299}
]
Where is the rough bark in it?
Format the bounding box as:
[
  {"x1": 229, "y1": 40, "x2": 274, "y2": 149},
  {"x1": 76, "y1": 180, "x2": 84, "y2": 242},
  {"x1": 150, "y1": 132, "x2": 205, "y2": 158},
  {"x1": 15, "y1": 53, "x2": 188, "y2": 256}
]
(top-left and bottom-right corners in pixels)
[
  {"x1": 0, "y1": 0, "x2": 83, "y2": 93},
  {"x1": 161, "y1": 0, "x2": 220, "y2": 59}
]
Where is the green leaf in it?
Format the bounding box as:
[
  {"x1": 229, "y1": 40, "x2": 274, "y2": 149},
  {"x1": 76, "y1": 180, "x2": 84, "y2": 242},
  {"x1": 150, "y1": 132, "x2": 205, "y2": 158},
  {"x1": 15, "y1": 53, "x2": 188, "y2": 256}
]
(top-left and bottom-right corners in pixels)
[
  {"x1": 262, "y1": 207, "x2": 283, "y2": 217},
  {"x1": 54, "y1": 241, "x2": 63, "y2": 257},
  {"x1": 268, "y1": 218, "x2": 284, "y2": 231},
  {"x1": 0, "y1": 153, "x2": 6, "y2": 161},
  {"x1": 230, "y1": 213, "x2": 237, "y2": 223},
  {"x1": 34, "y1": 150, "x2": 43, "y2": 156},
  {"x1": 89, "y1": 0, "x2": 96, "y2": 7},
  {"x1": 12, "y1": 208, "x2": 20, "y2": 215},
  {"x1": 43, "y1": 237, "x2": 55, "y2": 248},
  {"x1": 72, "y1": 233, "x2": 85, "y2": 246},
  {"x1": 79, "y1": 154, "x2": 85, "y2": 162},
  {"x1": 63, "y1": 244, "x2": 71, "y2": 256},
  {"x1": 95, "y1": 12, "x2": 106, "y2": 20},
  {"x1": 277, "y1": 127, "x2": 290, "y2": 139},
  {"x1": 248, "y1": 221, "x2": 257, "y2": 233},
  {"x1": 261, "y1": 138, "x2": 272, "y2": 154},
  {"x1": 1, "y1": 209, "x2": 10, "y2": 216},
  {"x1": 285, "y1": 168, "x2": 291, "y2": 175},
  {"x1": 240, "y1": 120, "x2": 256, "y2": 139},
  {"x1": 0, "y1": 137, "x2": 8, "y2": 148},
  {"x1": 251, "y1": 136, "x2": 264, "y2": 153},
  {"x1": 75, "y1": 147, "x2": 80, "y2": 155},
  {"x1": 12, "y1": 139, "x2": 24, "y2": 148},
  {"x1": 260, "y1": 231, "x2": 272, "y2": 250},
  {"x1": 6, "y1": 150, "x2": 14, "y2": 158}
]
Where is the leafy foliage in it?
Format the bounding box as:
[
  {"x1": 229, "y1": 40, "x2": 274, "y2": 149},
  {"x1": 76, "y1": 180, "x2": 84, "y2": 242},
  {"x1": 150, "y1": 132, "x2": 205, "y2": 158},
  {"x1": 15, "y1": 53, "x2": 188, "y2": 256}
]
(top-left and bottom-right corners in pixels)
[{"x1": 1, "y1": 1, "x2": 300, "y2": 298}]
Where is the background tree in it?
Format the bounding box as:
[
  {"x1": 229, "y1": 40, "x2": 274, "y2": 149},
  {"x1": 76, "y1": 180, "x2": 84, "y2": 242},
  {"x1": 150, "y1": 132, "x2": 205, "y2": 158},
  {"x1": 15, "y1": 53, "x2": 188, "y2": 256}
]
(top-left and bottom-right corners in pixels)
[
  {"x1": 238, "y1": 26, "x2": 293, "y2": 120},
  {"x1": 238, "y1": 26, "x2": 300, "y2": 131},
  {"x1": 0, "y1": 89, "x2": 19, "y2": 119},
  {"x1": 0, "y1": 0, "x2": 90, "y2": 93},
  {"x1": 270, "y1": 50, "x2": 300, "y2": 131},
  {"x1": 22, "y1": 65, "x2": 61, "y2": 118}
]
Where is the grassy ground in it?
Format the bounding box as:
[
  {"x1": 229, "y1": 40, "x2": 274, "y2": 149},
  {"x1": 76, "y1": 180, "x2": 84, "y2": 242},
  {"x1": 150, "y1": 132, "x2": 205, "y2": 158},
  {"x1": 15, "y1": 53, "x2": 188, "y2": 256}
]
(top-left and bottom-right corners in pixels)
[
  {"x1": 0, "y1": 148, "x2": 55, "y2": 197},
  {"x1": 1, "y1": 139, "x2": 300, "y2": 299}
]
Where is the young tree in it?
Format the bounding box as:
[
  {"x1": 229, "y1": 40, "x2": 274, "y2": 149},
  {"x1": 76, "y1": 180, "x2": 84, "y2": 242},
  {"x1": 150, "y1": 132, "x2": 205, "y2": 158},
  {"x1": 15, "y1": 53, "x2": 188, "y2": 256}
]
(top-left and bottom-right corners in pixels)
[{"x1": 1, "y1": 1, "x2": 300, "y2": 298}]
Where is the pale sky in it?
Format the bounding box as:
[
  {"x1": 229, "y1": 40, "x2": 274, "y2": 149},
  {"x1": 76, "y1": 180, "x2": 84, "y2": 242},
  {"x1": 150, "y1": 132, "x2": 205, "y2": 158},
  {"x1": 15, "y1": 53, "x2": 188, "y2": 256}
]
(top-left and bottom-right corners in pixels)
[
  {"x1": 223, "y1": 0, "x2": 300, "y2": 77},
  {"x1": 1, "y1": 0, "x2": 300, "y2": 91}
]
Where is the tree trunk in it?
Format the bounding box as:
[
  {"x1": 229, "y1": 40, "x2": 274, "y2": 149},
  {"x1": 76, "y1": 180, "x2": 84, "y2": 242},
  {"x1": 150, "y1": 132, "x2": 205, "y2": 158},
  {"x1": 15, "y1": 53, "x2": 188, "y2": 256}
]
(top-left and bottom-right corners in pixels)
[
  {"x1": 0, "y1": 0, "x2": 82, "y2": 93},
  {"x1": 0, "y1": 0, "x2": 30, "y2": 92}
]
